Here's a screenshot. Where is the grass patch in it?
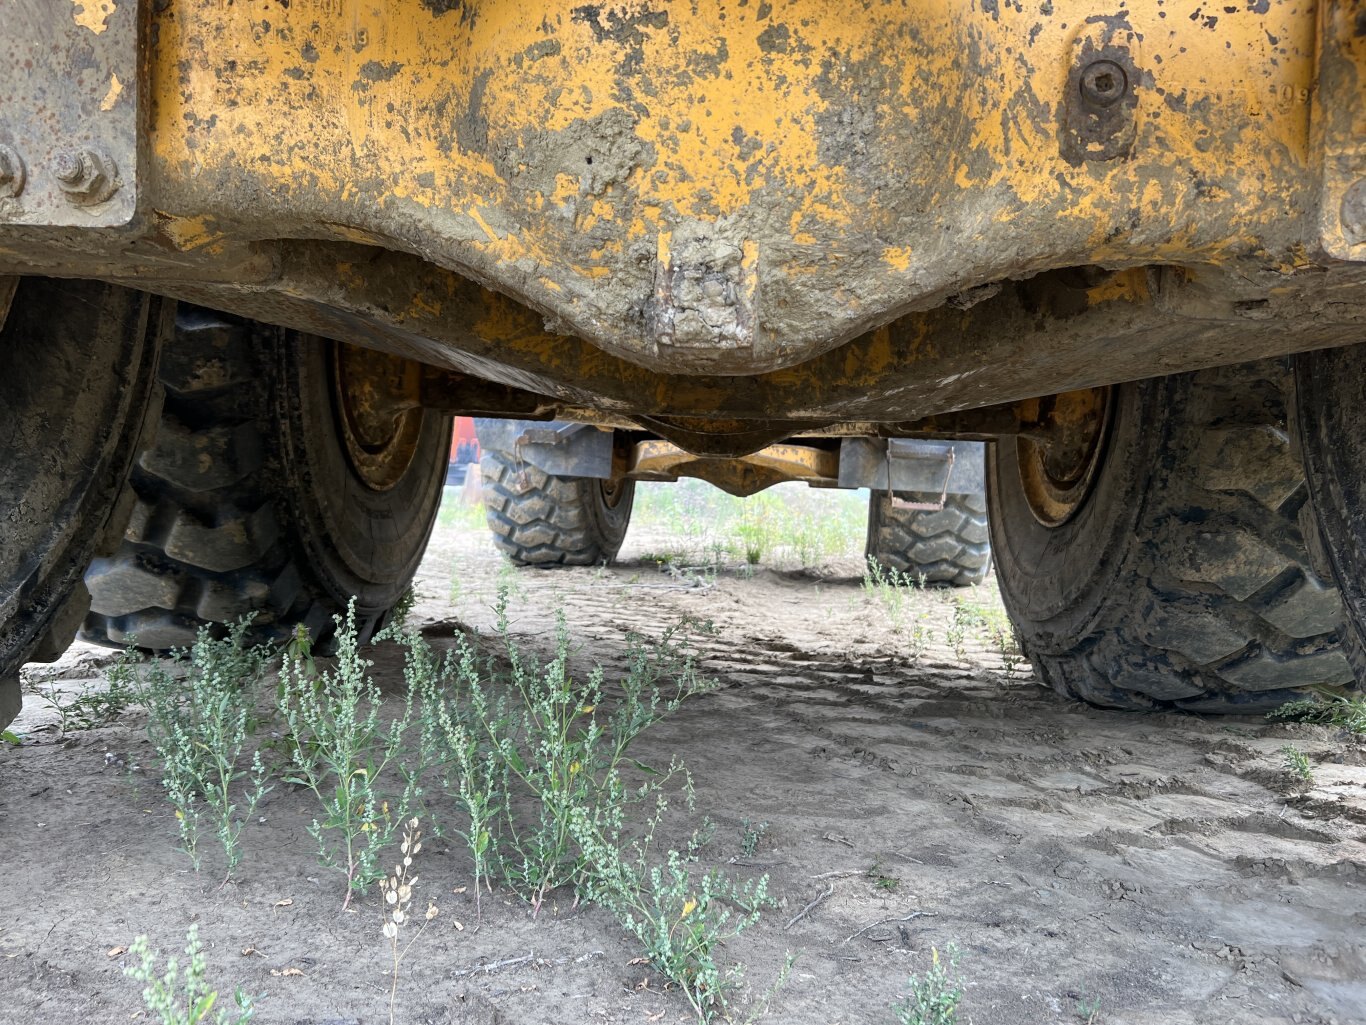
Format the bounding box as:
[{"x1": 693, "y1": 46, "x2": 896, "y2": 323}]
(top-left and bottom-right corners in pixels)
[{"x1": 632, "y1": 479, "x2": 866, "y2": 571}]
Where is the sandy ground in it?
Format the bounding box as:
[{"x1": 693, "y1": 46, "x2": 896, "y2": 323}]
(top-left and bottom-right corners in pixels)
[{"x1": 1, "y1": 494, "x2": 1364, "y2": 1025}]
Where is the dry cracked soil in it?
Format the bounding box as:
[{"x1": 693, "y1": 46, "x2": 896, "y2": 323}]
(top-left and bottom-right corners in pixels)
[{"x1": 2, "y1": 490, "x2": 1364, "y2": 1025}]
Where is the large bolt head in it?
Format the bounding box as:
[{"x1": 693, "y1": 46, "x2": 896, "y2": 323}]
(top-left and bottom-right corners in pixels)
[
  {"x1": 53, "y1": 148, "x2": 118, "y2": 205},
  {"x1": 1079, "y1": 60, "x2": 1128, "y2": 108}
]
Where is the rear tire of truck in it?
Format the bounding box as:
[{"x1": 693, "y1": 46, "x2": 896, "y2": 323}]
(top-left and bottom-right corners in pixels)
[
  {"x1": 1293, "y1": 343, "x2": 1366, "y2": 683},
  {"x1": 865, "y1": 490, "x2": 991, "y2": 586},
  {"x1": 80, "y1": 309, "x2": 451, "y2": 651},
  {"x1": 479, "y1": 444, "x2": 634, "y2": 566},
  {"x1": 1, "y1": 278, "x2": 169, "y2": 728},
  {"x1": 987, "y1": 362, "x2": 1352, "y2": 713}
]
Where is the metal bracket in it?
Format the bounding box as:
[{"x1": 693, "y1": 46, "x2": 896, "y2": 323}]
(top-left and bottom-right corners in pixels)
[
  {"x1": 475, "y1": 419, "x2": 616, "y2": 479},
  {"x1": 0, "y1": 0, "x2": 139, "y2": 227},
  {"x1": 838, "y1": 438, "x2": 986, "y2": 496},
  {"x1": 889, "y1": 447, "x2": 955, "y2": 511}
]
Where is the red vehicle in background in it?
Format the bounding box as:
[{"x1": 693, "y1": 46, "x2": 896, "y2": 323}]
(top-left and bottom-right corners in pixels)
[{"x1": 447, "y1": 416, "x2": 480, "y2": 486}]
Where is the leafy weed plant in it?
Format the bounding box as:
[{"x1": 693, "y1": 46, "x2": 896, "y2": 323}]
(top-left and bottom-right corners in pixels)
[
  {"x1": 277, "y1": 601, "x2": 419, "y2": 908},
  {"x1": 1268, "y1": 693, "x2": 1366, "y2": 735},
  {"x1": 894, "y1": 945, "x2": 964, "y2": 1025},
  {"x1": 421, "y1": 592, "x2": 714, "y2": 909},
  {"x1": 576, "y1": 817, "x2": 772, "y2": 1022},
  {"x1": 123, "y1": 923, "x2": 255, "y2": 1025},
  {"x1": 738, "y1": 819, "x2": 768, "y2": 859},
  {"x1": 389, "y1": 588, "x2": 779, "y2": 1020},
  {"x1": 863, "y1": 557, "x2": 923, "y2": 628},
  {"x1": 35, "y1": 662, "x2": 138, "y2": 734},
  {"x1": 1281, "y1": 744, "x2": 1314, "y2": 784},
  {"x1": 126, "y1": 625, "x2": 271, "y2": 878}
]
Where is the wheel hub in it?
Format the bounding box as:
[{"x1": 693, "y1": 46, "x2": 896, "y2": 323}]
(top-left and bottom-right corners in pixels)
[
  {"x1": 1016, "y1": 387, "x2": 1111, "y2": 527},
  {"x1": 332, "y1": 342, "x2": 425, "y2": 491}
]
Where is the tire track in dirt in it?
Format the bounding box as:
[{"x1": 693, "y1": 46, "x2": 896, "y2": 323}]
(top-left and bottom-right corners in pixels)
[{"x1": 421, "y1": 528, "x2": 1366, "y2": 1023}]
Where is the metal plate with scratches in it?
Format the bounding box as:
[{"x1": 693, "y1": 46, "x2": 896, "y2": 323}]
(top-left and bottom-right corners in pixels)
[{"x1": 0, "y1": 0, "x2": 138, "y2": 227}]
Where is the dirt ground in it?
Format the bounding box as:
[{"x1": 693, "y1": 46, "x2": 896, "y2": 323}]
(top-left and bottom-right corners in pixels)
[{"x1": 2, "y1": 489, "x2": 1364, "y2": 1025}]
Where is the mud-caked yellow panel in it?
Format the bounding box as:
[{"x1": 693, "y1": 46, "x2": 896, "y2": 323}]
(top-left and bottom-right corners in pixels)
[{"x1": 148, "y1": 0, "x2": 1318, "y2": 375}]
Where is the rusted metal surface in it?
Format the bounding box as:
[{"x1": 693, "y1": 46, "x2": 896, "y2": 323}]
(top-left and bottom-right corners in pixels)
[
  {"x1": 0, "y1": 1, "x2": 1364, "y2": 445},
  {"x1": 114, "y1": 257, "x2": 1366, "y2": 456},
  {"x1": 1317, "y1": 0, "x2": 1366, "y2": 259},
  {"x1": 0, "y1": 0, "x2": 138, "y2": 227},
  {"x1": 332, "y1": 342, "x2": 426, "y2": 491},
  {"x1": 1015, "y1": 388, "x2": 1112, "y2": 527},
  {"x1": 627, "y1": 440, "x2": 840, "y2": 498},
  {"x1": 837, "y1": 439, "x2": 985, "y2": 496},
  {"x1": 493, "y1": 420, "x2": 616, "y2": 480}
]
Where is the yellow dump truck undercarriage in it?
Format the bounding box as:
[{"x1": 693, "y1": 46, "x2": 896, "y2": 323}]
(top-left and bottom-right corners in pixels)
[
  {"x1": 6, "y1": 0, "x2": 1366, "y2": 725},
  {"x1": 4, "y1": 0, "x2": 1366, "y2": 445}
]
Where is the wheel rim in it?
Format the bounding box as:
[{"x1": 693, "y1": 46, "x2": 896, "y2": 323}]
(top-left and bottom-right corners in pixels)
[
  {"x1": 1016, "y1": 386, "x2": 1112, "y2": 527},
  {"x1": 332, "y1": 342, "x2": 425, "y2": 492},
  {"x1": 599, "y1": 477, "x2": 628, "y2": 509}
]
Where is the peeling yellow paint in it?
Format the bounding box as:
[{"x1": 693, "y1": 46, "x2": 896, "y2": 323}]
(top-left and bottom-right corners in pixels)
[
  {"x1": 156, "y1": 213, "x2": 219, "y2": 251},
  {"x1": 71, "y1": 0, "x2": 115, "y2": 34},
  {"x1": 99, "y1": 73, "x2": 123, "y2": 112},
  {"x1": 882, "y1": 247, "x2": 913, "y2": 274},
  {"x1": 142, "y1": 0, "x2": 1322, "y2": 373}
]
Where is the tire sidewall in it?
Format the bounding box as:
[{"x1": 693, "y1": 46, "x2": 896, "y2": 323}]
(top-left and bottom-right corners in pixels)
[
  {"x1": 275, "y1": 334, "x2": 450, "y2": 616},
  {"x1": 582, "y1": 477, "x2": 635, "y2": 557},
  {"x1": 1294, "y1": 345, "x2": 1366, "y2": 669},
  {"x1": 1, "y1": 279, "x2": 166, "y2": 676},
  {"x1": 986, "y1": 380, "x2": 1157, "y2": 652}
]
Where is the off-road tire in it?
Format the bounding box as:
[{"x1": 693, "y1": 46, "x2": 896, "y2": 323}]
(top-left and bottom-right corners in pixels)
[
  {"x1": 1294, "y1": 343, "x2": 1366, "y2": 682},
  {"x1": 479, "y1": 444, "x2": 634, "y2": 566},
  {"x1": 988, "y1": 360, "x2": 1352, "y2": 713},
  {"x1": 1, "y1": 278, "x2": 168, "y2": 727},
  {"x1": 80, "y1": 309, "x2": 451, "y2": 651},
  {"x1": 865, "y1": 491, "x2": 991, "y2": 586}
]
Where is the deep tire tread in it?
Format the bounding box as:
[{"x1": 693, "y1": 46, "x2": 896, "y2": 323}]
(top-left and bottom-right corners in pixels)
[
  {"x1": 81, "y1": 311, "x2": 439, "y2": 651},
  {"x1": 866, "y1": 491, "x2": 991, "y2": 587},
  {"x1": 478, "y1": 447, "x2": 633, "y2": 566},
  {"x1": 993, "y1": 361, "x2": 1354, "y2": 713}
]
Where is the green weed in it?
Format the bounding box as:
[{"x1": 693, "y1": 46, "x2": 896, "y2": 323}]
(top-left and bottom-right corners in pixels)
[
  {"x1": 1074, "y1": 990, "x2": 1103, "y2": 1023},
  {"x1": 1268, "y1": 693, "x2": 1366, "y2": 734},
  {"x1": 739, "y1": 819, "x2": 768, "y2": 859},
  {"x1": 36, "y1": 663, "x2": 137, "y2": 734},
  {"x1": 277, "y1": 601, "x2": 419, "y2": 908},
  {"x1": 867, "y1": 861, "x2": 901, "y2": 893},
  {"x1": 126, "y1": 626, "x2": 272, "y2": 878},
  {"x1": 577, "y1": 820, "x2": 772, "y2": 1023},
  {"x1": 424, "y1": 591, "x2": 713, "y2": 909},
  {"x1": 893, "y1": 945, "x2": 964, "y2": 1025},
  {"x1": 863, "y1": 557, "x2": 923, "y2": 627},
  {"x1": 1281, "y1": 743, "x2": 1314, "y2": 784},
  {"x1": 123, "y1": 923, "x2": 255, "y2": 1025},
  {"x1": 384, "y1": 587, "x2": 779, "y2": 1021}
]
